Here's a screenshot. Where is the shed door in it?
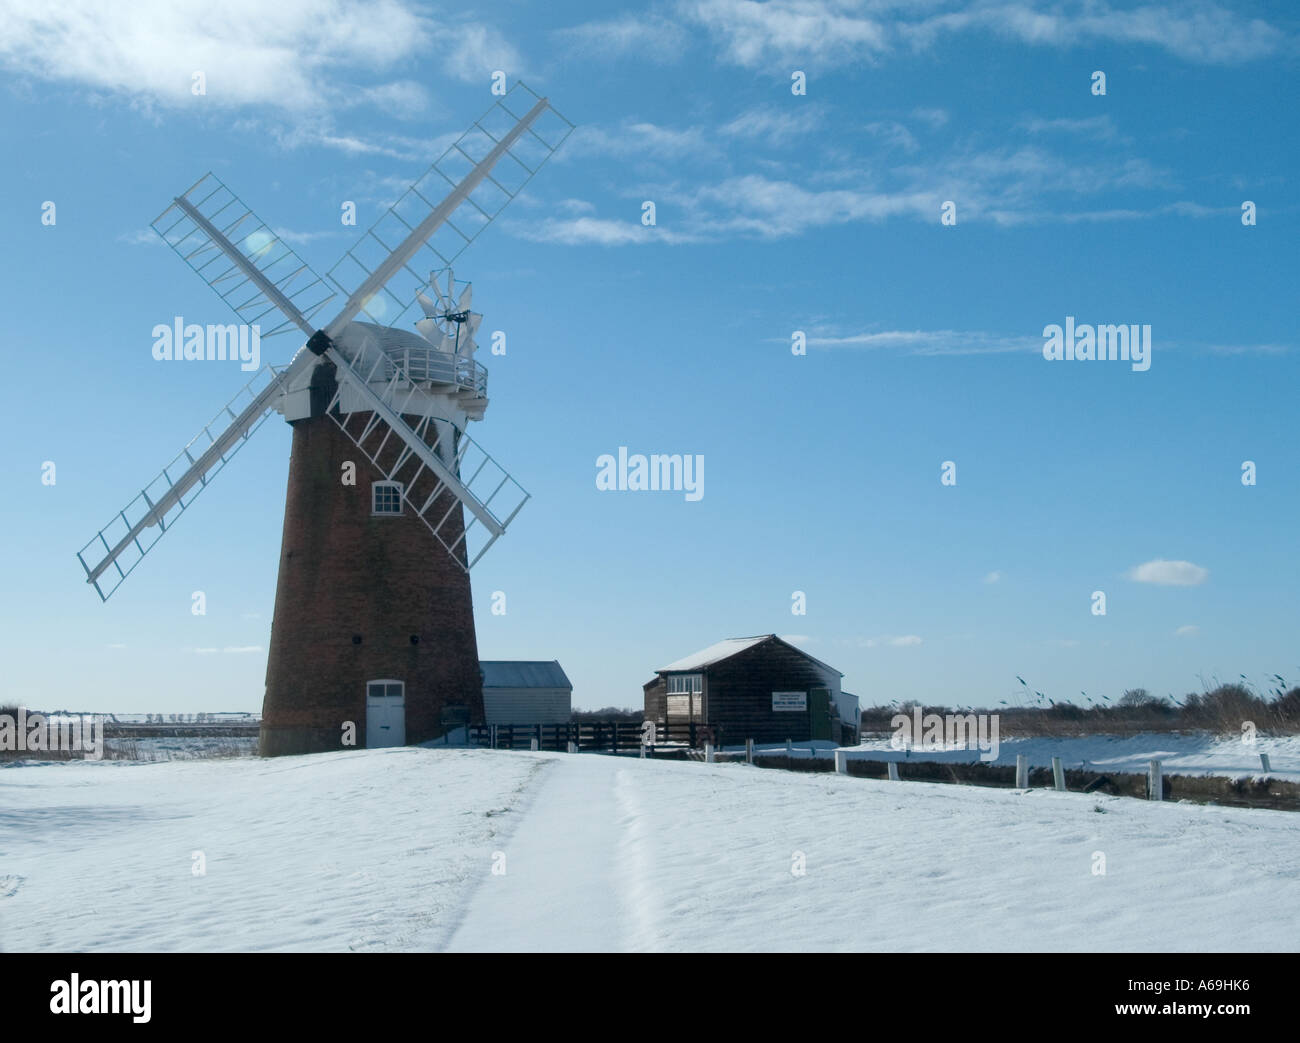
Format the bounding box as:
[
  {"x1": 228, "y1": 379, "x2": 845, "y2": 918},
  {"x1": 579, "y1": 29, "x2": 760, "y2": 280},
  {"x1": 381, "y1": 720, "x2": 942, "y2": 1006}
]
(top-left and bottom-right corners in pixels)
[
  {"x1": 366, "y1": 680, "x2": 406, "y2": 748},
  {"x1": 809, "y1": 688, "x2": 832, "y2": 741}
]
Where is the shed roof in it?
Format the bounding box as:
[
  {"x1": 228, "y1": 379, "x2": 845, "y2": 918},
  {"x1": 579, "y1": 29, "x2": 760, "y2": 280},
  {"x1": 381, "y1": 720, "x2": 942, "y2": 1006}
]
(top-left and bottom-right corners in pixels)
[
  {"x1": 656, "y1": 634, "x2": 842, "y2": 677},
  {"x1": 480, "y1": 660, "x2": 572, "y2": 689}
]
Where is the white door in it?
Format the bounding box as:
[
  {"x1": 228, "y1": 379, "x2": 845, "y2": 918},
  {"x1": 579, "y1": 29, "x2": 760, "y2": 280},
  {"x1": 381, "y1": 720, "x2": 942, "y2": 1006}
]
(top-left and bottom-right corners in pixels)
[{"x1": 366, "y1": 680, "x2": 406, "y2": 748}]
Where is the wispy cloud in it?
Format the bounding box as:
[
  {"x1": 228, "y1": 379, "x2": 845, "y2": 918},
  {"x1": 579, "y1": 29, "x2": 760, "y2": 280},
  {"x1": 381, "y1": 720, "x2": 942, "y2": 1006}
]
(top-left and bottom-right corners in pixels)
[
  {"x1": 804, "y1": 329, "x2": 1040, "y2": 356},
  {"x1": 555, "y1": 13, "x2": 690, "y2": 63},
  {"x1": 1127, "y1": 559, "x2": 1210, "y2": 586},
  {"x1": 1175, "y1": 624, "x2": 1200, "y2": 636},
  {"x1": 678, "y1": 0, "x2": 1287, "y2": 69},
  {"x1": 983, "y1": 571, "x2": 1002, "y2": 584}
]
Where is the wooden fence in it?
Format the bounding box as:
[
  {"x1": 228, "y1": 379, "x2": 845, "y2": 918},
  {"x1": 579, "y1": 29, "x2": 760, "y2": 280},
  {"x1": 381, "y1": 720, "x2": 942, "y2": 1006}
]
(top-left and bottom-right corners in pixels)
[{"x1": 466, "y1": 720, "x2": 714, "y2": 754}]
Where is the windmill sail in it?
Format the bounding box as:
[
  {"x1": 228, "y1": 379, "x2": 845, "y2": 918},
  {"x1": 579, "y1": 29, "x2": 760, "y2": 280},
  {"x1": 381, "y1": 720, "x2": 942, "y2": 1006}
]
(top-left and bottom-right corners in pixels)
[
  {"x1": 320, "y1": 342, "x2": 528, "y2": 569},
  {"x1": 153, "y1": 174, "x2": 337, "y2": 339},
  {"x1": 77, "y1": 363, "x2": 290, "y2": 600},
  {"x1": 325, "y1": 82, "x2": 572, "y2": 332}
]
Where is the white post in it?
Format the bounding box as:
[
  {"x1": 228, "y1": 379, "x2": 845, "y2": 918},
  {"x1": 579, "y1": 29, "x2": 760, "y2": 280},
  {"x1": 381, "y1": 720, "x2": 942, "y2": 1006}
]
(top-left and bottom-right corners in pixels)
[
  {"x1": 1148, "y1": 759, "x2": 1162, "y2": 801},
  {"x1": 530, "y1": 737, "x2": 539, "y2": 751},
  {"x1": 887, "y1": 761, "x2": 900, "y2": 782},
  {"x1": 1260, "y1": 753, "x2": 1271, "y2": 773},
  {"x1": 746, "y1": 738, "x2": 754, "y2": 764},
  {"x1": 1052, "y1": 756, "x2": 1065, "y2": 792},
  {"x1": 567, "y1": 740, "x2": 577, "y2": 754},
  {"x1": 834, "y1": 750, "x2": 847, "y2": 774},
  {"x1": 1016, "y1": 754, "x2": 1029, "y2": 789},
  {"x1": 704, "y1": 742, "x2": 715, "y2": 764},
  {"x1": 639, "y1": 742, "x2": 646, "y2": 759}
]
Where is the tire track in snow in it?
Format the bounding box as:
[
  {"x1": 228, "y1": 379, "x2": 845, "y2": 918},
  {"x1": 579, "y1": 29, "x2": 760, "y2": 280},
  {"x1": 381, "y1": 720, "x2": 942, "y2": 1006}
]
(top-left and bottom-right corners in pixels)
[{"x1": 613, "y1": 766, "x2": 661, "y2": 952}]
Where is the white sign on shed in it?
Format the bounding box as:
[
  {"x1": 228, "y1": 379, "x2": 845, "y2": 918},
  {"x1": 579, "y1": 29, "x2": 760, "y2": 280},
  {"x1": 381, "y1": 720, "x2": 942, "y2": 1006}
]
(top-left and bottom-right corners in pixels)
[{"x1": 772, "y1": 690, "x2": 806, "y2": 712}]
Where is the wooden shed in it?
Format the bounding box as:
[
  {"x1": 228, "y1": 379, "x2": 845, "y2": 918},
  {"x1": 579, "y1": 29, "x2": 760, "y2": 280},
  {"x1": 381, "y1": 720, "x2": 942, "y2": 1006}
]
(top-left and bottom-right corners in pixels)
[
  {"x1": 480, "y1": 661, "x2": 573, "y2": 726},
  {"x1": 643, "y1": 635, "x2": 859, "y2": 746}
]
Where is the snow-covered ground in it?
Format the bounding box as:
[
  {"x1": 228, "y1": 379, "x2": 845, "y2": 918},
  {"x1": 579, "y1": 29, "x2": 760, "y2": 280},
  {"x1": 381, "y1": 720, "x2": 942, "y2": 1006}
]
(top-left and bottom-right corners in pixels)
[
  {"x1": 4, "y1": 747, "x2": 1298, "y2": 952},
  {"x1": 770, "y1": 732, "x2": 1299, "y2": 780}
]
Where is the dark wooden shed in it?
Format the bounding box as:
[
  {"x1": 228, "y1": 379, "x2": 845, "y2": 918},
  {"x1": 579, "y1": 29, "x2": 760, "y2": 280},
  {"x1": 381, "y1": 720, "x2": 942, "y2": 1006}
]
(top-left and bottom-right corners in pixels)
[{"x1": 643, "y1": 634, "x2": 859, "y2": 746}]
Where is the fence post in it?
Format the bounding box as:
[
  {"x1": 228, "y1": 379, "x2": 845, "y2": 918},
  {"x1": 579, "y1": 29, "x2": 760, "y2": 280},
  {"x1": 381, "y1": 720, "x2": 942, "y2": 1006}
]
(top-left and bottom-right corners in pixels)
[
  {"x1": 530, "y1": 737, "x2": 539, "y2": 751},
  {"x1": 690, "y1": 722, "x2": 697, "y2": 748},
  {"x1": 1260, "y1": 753, "x2": 1271, "y2": 773},
  {"x1": 704, "y1": 742, "x2": 714, "y2": 764},
  {"x1": 490, "y1": 724, "x2": 497, "y2": 750},
  {"x1": 1015, "y1": 754, "x2": 1029, "y2": 789},
  {"x1": 611, "y1": 722, "x2": 618, "y2": 755},
  {"x1": 834, "y1": 750, "x2": 847, "y2": 774},
  {"x1": 746, "y1": 738, "x2": 754, "y2": 764},
  {"x1": 535, "y1": 723, "x2": 542, "y2": 749},
  {"x1": 785, "y1": 738, "x2": 792, "y2": 759},
  {"x1": 887, "y1": 761, "x2": 900, "y2": 782},
  {"x1": 639, "y1": 739, "x2": 646, "y2": 759},
  {"x1": 1052, "y1": 756, "x2": 1065, "y2": 792},
  {"x1": 506, "y1": 724, "x2": 514, "y2": 750},
  {"x1": 1148, "y1": 759, "x2": 1162, "y2": 801},
  {"x1": 567, "y1": 740, "x2": 577, "y2": 754}
]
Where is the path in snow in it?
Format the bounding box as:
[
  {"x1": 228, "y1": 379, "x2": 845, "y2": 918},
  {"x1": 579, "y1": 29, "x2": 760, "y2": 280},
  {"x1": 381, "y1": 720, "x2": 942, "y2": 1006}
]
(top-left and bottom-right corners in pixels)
[
  {"x1": 446, "y1": 756, "x2": 651, "y2": 952},
  {"x1": 446, "y1": 752, "x2": 1300, "y2": 953}
]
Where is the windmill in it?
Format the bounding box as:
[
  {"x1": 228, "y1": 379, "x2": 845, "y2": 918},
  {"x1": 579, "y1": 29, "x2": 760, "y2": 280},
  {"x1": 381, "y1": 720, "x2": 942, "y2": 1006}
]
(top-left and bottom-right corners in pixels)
[{"x1": 77, "y1": 83, "x2": 572, "y2": 756}]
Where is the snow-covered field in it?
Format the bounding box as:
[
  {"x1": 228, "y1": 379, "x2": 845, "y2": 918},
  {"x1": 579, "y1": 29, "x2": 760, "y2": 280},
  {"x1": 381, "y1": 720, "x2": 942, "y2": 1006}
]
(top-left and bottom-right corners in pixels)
[{"x1": 3, "y1": 747, "x2": 1298, "y2": 952}]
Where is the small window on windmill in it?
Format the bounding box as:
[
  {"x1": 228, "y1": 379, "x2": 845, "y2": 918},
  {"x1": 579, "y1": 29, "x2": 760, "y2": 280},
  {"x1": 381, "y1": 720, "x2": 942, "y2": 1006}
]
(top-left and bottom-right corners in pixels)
[{"x1": 372, "y1": 481, "x2": 404, "y2": 516}]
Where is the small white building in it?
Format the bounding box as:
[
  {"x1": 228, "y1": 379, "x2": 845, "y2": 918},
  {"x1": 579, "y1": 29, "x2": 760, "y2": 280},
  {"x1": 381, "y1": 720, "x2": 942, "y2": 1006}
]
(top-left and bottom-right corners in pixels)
[{"x1": 480, "y1": 661, "x2": 573, "y2": 726}]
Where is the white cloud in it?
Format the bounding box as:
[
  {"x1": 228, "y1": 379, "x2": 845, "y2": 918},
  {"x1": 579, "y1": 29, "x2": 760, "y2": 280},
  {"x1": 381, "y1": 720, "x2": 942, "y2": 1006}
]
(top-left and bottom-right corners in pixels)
[
  {"x1": 436, "y1": 22, "x2": 521, "y2": 85},
  {"x1": 861, "y1": 634, "x2": 923, "y2": 648},
  {"x1": 721, "y1": 105, "x2": 825, "y2": 142},
  {"x1": 911, "y1": 106, "x2": 949, "y2": 129},
  {"x1": 1175, "y1": 625, "x2": 1200, "y2": 636},
  {"x1": 512, "y1": 216, "x2": 698, "y2": 246},
  {"x1": 563, "y1": 121, "x2": 718, "y2": 162},
  {"x1": 864, "y1": 119, "x2": 919, "y2": 152},
  {"x1": 1127, "y1": 559, "x2": 1209, "y2": 586},
  {"x1": 674, "y1": 1, "x2": 1285, "y2": 69},
  {"x1": 1019, "y1": 114, "x2": 1120, "y2": 142},
  {"x1": 680, "y1": 0, "x2": 889, "y2": 67},
  {"x1": 0, "y1": 0, "x2": 446, "y2": 112},
  {"x1": 805, "y1": 328, "x2": 1039, "y2": 356},
  {"x1": 983, "y1": 571, "x2": 1002, "y2": 584},
  {"x1": 556, "y1": 14, "x2": 690, "y2": 63}
]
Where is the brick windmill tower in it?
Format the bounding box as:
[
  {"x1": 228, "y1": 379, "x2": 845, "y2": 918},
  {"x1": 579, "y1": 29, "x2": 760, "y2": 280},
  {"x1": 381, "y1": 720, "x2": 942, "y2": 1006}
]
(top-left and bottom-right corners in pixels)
[{"x1": 78, "y1": 84, "x2": 571, "y2": 755}]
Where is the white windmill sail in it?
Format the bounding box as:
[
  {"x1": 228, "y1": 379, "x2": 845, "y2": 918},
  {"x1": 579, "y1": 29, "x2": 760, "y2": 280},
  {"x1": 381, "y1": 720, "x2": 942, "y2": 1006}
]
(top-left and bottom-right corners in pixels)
[{"x1": 79, "y1": 82, "x2": 571, "y2": 600}]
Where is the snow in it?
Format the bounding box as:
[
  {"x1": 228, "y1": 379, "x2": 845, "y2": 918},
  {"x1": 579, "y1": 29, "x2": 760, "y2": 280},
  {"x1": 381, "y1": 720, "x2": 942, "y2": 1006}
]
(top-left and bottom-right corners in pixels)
[
  {"x1": 842, "y1": 731, "x2": 1300, "y2": 779},
  {"x1": 4, "y1": 747, "x2": 1299, "y2": 952}
]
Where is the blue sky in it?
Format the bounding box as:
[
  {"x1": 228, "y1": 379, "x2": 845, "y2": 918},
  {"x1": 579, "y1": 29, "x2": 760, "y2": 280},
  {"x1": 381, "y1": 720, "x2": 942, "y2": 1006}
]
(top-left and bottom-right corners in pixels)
[{"x1": 1, "y1": 0, "x2": 1296, "y2": 714}]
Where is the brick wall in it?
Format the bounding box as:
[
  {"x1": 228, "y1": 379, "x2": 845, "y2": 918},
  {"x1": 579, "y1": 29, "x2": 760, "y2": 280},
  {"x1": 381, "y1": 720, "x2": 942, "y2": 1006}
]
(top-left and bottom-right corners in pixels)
[{"x1": 260, "y1": 411, "x2": 484, "y2": 756}]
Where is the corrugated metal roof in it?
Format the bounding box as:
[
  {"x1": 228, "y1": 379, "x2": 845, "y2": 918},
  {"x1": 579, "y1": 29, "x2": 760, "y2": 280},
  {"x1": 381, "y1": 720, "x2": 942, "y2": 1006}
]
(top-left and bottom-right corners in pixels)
[
  {"x1": 657, "y1": 634, "x2": 843, "y2": 677},
  {"x1": 656, "y1": 635, "x2": 771, "y2": 672},
  {"x1": 480, "y1": 660, "x2": 572, "y2": 689}
]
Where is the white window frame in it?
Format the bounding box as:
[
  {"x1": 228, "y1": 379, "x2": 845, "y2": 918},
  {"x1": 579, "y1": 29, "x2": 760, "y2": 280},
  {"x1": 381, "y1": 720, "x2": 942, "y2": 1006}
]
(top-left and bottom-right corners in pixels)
[
  {"x1": 367, "y1": 679, "x2": 405, "y2": 700},
  {"x1": 666, "y1": 673, "x2": 702, "y2": 695},
  {"x1": 372, "y1": 480, "x2": 404, "y2": 516}
]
